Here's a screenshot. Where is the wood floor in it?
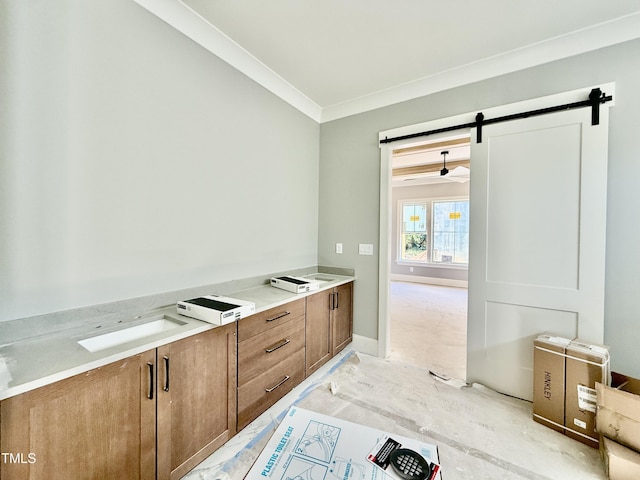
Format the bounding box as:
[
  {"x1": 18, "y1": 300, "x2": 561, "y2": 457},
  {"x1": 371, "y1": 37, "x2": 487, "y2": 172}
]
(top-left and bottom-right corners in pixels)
[{"x1": 389, "y1": 281, "x2": 467, "y2": 380}]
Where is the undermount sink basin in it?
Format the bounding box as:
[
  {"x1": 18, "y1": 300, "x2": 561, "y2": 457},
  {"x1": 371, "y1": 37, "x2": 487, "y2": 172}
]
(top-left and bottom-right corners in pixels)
[
  {"x1": 78, "y1": 316, "x2": 186, "y2": 353},
  {"x1": 313, "y1": 276, "x2": 335, "y2": 283},
  {"x1": 304, "y1": 273, "x2": 336, "y2": 283}
]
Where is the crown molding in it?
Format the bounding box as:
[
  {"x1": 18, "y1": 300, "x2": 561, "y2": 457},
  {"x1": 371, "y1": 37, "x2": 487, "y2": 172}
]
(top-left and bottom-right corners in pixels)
[
  {"x1": 134, "y1": 2, "x2": 640, "y2": 124},
  {"x1": 133, "y1": 0, "x2": 323, "y2": 122},
  {"x1": 320, "y1": 12, "x2": 640, "y2": 123}
]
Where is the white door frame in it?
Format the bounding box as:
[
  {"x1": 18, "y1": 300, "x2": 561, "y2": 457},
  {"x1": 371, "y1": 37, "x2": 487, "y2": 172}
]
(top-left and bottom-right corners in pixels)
[{"x1": 377, "y1": 83, "x2": 615, "y2": 361}]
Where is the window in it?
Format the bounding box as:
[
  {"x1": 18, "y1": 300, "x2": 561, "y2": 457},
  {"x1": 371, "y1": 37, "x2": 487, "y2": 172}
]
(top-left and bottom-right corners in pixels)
[
  {"x1": 401, "y1": 202, "x2": 427, "y2": 262},
  {"x1": 399, "y1": 198, "x2": 469, "y2": 266},
  {"x1": 432, "y1": 200, "x2": 469, "y2": 264}
]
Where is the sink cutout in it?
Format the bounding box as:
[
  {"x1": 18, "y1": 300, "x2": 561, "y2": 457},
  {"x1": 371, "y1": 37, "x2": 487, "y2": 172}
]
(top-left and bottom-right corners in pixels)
[
  {"x1": 313, "y1": 276, "x2": 335, "y2": 282},
  {"x1": 78, "y1": 316, "x2": 186, "y2": 352},
  {"x1": 305, "y1": 274, "x2": 335, "y2": 283}
]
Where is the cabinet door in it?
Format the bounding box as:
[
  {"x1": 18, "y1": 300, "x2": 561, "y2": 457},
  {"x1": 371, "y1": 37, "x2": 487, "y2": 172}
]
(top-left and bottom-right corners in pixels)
[
  {"x1": 0, "y1": 350, "x2": 156, "y2": 480},
  {"x1": 156, "y1": 323, "x2": 237, "y2": 480},
  {"x1": 332, "y1": 282, "x2": 353, "y2": 355},
  {"x1": 305, "y1": 290, "x2": 332, "y2": 376}
]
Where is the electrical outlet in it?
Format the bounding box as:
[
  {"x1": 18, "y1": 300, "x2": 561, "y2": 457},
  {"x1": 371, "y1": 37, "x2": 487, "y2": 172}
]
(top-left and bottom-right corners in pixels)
[
  {"x1": 358, "y1": 243, "x2": 374, "y2": 255},
  {"x1": 336, "y1": 243, "x2": 343, "y2": 254}
]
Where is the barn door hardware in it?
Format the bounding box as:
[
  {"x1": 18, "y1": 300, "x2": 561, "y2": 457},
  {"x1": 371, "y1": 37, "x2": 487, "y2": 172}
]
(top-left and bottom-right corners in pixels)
[{"x1": 380, "y1": 88, "x2": 612, "y2": 145}]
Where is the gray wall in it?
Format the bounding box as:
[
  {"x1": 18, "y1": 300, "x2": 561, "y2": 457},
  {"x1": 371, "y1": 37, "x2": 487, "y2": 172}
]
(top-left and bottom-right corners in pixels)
[
  {"x1": 0, "y1": 1, "x2": 320, "y2": 321},
  {"x1": 3, "y1": 1, "x2": 638, "y2": 377},
  {"x1": 319, "y1": 39, "x2": 640, "y2": 376},
  {"x1": 391, "y1": 182, "x2": 469, "y2": 282}
]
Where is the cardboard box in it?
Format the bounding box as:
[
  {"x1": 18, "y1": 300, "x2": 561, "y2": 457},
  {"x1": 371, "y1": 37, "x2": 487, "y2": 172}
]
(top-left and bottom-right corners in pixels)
[
  {"x1": 564, "y1": 340, "x2": 610, "y2": 447},
  {"x1": 245, "y1": 407, "x2": 442, "y2": 480},
  {"x1": 532, "y1": 335, "x2": 609, "y2": 448},
  {"x1": 533, "y1": 335, "x2": 571, "y2": 434},
  {"x1": 600, "y1": 436, "x2": 640, "y2": 480},
  {"x1": 596, "y1": 373, "x2": 640, "y2": 452}
]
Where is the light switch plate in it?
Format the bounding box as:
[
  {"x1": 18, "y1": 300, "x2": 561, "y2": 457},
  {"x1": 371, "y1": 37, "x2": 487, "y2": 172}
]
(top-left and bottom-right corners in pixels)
[
  {"x1": 336, "y1": 243, "x2": 343, "y2": 254},
  {"x1": 358, "y1": 243, "x2": 374, "y2": 255}
]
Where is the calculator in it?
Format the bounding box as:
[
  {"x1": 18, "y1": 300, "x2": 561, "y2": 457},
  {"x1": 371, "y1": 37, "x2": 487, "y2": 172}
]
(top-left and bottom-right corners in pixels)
[{"x1": 389, "y1": 448, "x2": 433, "y2": 480}]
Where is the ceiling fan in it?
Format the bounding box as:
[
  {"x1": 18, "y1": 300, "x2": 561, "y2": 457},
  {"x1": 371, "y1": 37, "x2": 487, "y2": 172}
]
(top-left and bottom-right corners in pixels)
[{"x1": 440, "y1": 150, "x2": 470, "y2": 183}]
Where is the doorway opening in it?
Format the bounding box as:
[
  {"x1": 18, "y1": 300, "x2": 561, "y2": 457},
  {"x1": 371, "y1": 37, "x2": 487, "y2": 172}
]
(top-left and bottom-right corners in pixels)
[
  {"x1": 389, "y1": 281, "x2": 467, "y2": 378},
  {"x1": 386, "y1": 134, "x2": 470, "y2": 378},
  {"x1": 378, "y1": 84, "x2": 612, "y2": 397}
]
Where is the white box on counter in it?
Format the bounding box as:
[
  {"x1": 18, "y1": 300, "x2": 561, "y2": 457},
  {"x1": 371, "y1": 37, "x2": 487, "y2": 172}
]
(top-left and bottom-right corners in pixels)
[
  {"x1": 177, "y1": 295, "x2": 255, "y2": 325},
  {"x1": 270, "y1": 276, "x2": 321, "y2": 294}
]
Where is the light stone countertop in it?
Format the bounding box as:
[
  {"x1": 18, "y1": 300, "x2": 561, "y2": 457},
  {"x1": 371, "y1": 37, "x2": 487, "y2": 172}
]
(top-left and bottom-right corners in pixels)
[{"x1": 0, "y1": 272, "x2": 354, "y2": 401}]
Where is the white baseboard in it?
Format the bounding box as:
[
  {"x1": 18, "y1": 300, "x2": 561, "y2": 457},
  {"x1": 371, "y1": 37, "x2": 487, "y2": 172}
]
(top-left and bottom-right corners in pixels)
[
  {"x1": 391, "y1": 274, "x2": 468, "y2": 288},
  {"x1": 350, "y1": 334, "x2": 379, "y2": 357}
]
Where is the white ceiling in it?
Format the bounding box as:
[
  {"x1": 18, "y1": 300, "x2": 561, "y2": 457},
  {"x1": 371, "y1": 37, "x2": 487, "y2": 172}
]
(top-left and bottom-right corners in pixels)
[{"x1": 136, "y1": 0, "x2": 640, "y2": 122}]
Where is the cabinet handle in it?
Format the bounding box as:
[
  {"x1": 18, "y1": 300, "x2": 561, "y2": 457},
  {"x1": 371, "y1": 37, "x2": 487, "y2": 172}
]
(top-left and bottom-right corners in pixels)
[
  {"x1": 266, "y1": 311, "x2": 290, "y2": 322},
  {"x1": 163, "y1": 356, "x2": 170, "y2": 392},
  {"x1": 147, "y1": 362, "x2": 154, "y2": 400},
  {"x1": 265, "y1": 375, "x2": 290, "y2": 393},
  {"x1": 330, "y1": 292, "x2": 339, "y2": 310},
  {"x1": 265, "y1": 338, "x2": 290, "y2": 353}
]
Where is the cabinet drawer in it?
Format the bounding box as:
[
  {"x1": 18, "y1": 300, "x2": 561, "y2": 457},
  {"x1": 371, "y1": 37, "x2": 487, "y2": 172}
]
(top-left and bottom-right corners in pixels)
[
  {"x1": 238, "y1": 298, "x2": 305, "y2": 341},
  {"x1": 237, "y1": 348, "x2": 305, "y2": 430},
  {"x1": 238, "y1": 315, "x2": 305, "y2": 386}
]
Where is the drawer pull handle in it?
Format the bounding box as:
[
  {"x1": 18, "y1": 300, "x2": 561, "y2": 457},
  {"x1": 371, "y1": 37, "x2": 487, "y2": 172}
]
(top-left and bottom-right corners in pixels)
[
  {"x1": 147, "y1": 362, "x2": 154, "y2": 400},
  {"x1": 266, "y1": 311, "x2": 290, "y2": 322},
  {"x1": 265, "y1": 375, "x2": 290, "y2": 393},
  {"x1": 265, "y1": 338, "x2": 290, "y2": 353}
]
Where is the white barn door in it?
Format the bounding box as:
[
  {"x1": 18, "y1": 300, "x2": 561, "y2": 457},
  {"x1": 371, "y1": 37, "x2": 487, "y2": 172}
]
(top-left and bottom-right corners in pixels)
[{"x1": 467, "y1": 105, "x2": 610, "y2": 401}]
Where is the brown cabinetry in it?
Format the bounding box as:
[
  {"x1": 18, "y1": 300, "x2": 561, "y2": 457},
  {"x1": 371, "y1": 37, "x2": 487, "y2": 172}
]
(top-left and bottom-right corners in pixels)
[
  {"x1": 237, "y1": 298, "x2": 305, "y2": 430},
  {"x1": 1, "y1": 350, "x2": 157, "y2": 480},
  {"x1": 331, "y1": 282, "x2": 353, "y2": 355},
  {"x1": 157, "y1": 322, "x2": 237, "y2": 480},
  {"x1": 305, "y1": 282, "x2": 353, "y2": 377},
  {"x1": 305, "y1": 290, "x2": 332, "y2": 376},
  {"x1": 0, "y1": 279, "x2": 354, "y2": 480},
  {"x1": 0, "y1": 324, "x2": 236, "y2": 480}
]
